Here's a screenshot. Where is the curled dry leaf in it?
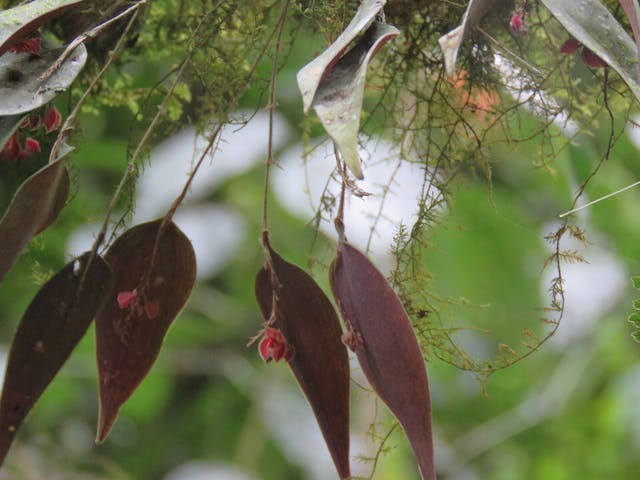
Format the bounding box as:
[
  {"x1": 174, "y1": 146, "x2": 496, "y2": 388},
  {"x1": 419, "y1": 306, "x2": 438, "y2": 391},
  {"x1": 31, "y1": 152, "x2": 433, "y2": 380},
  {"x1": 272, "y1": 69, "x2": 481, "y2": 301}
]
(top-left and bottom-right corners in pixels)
[
  {"x1": 0, "y1": 159, "x2": 70, "y2": 283},
  {"x1": 311, "y1": 21, "x2": 399, "y2": 180},
  {"x1": 255, "y1": 236, "x2": 350, "y2": 479},
  {"x1": 0, "y1": 0, "x2": 87, "y2": 55},
  {"x1": 0, "y1": 252, "x2": 113, "y2": 467},
  {"x1": 296, "y1": 0, "x2": 386, "y2": 114},
  {"x1": 330, "y1": 240, "x2": 436, "y2": 480},
  {"x1": 438, "y1": 0, "x2": 499, "y2": 76},
  {"x1": 95, "y1": 219, "x2": 196, "y2": 442},
  {"x1": 296, "y1": 0, "x2": 398, "y2": 179},
  {"x1": 0, "y1": 42, "x2": 87, "y2": 115}
]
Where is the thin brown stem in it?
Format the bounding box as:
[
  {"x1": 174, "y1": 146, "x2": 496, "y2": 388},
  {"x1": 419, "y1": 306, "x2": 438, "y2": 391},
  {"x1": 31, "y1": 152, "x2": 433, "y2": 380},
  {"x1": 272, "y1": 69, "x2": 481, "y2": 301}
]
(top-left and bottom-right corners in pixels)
[{"x1": 261, "y1": 0, "x2": 291, "y2": 237}]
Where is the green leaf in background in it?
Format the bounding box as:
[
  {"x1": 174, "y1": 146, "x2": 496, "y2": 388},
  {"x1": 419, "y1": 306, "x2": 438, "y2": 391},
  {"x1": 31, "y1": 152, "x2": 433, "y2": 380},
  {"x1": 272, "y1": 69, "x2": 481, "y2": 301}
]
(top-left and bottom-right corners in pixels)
[
  {"x1": 627, "y1": 311, "x2": 640, "y2": 327},
  {"x1": 540, "y1": 0, "x2": 640, "y2": 101},
  {"x1": 0, "y1": 0, "x2": 87, "y2": 54},
  {"x1": 632, "y1": 276, "x2": 640, "y2": 289}
]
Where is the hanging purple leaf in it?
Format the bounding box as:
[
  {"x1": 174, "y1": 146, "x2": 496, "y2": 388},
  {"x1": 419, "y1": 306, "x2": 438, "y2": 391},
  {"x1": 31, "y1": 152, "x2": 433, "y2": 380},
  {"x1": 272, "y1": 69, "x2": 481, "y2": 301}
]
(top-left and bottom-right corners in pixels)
[
  {"x1": 95, "y1": 219, "x2": 196, "y2": 442},
  {"x1": 0, "y1": 252, "x2": 113, "y2": 466},
  {"x1": 0, "y1": 159, "x2": 70, "y2": 283},
  {"x1": 255, "y1": 235, "x2": 351, "y2": 479},
  {"x1": 330, "y1": 240, "x2": 436, "y2": 480}
]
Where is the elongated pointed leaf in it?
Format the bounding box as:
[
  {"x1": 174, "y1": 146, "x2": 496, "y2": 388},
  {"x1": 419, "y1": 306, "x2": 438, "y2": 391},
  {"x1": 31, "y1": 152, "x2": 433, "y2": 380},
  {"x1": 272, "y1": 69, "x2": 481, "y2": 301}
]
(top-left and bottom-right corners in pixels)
[
  {"x1": 0, "y1": 159, "x2": 70, "y2": 283},
  {"x1": 541, "y1": 0, "x2": 640, "y2": 101},
  {"x1": 255, "y1": 237, "x2": 350, "y2": 479},
  {"x1": 330, "y1": 241, "x2": 435, "y2": 480},
  {"x1": 439, "y1": 0, "x2": 499, "y2": 76},
  {"x1": 96, "y1": 219, "x2": 196, "y2": 442},
  {"x1": 311, "y1": 21, "x2": 398, "y2": 179},
  {"x1": 0, "y1": 42, "x2": 87, "y2": 115},
  {"x1": 0, "y1": 0, "x2": 87, "y2": 55},
  {"x1": 296, "y1": 0, "x2": 387, "y2": 114},
  {"x1": 0, "y1": 252, "x2": 113, "y2": 467}
]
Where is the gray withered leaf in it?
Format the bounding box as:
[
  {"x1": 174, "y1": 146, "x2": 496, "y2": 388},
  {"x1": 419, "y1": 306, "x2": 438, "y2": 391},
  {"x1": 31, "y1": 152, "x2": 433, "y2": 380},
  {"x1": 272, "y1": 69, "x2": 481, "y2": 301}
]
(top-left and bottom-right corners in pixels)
[
  {"x1": 95, "y1": 219, "x2": 196, "y2": 443},
  {"x1": 0, "y1": 0, "x2": 87, "y2": 55},
  {"x1": 255, "y1": 236, "x2": 351, "y2": 479},
  {"x1": 438, "y1": 0, "x2": 499, "y2": 77},
  {"x1": 311, "y1": 21, "x2": 398, "y2": 179},
  {"x1": 0, "y1": 42, "x2": 87, "y2": 115},
  {"x1": 541, "y1": 0, "x2": 640, "y2": 101},
  {"x1": 296, "y1": 0, "x2": 387, "y2": 114},
  {"x1": 0, "y1": 252, "x2": 113, "y2": 467},
  {"x1": 0, "y1": 158, "x2": 70, "y2": 283},
  {"x1": 330, "y1": 240, "x2": 436, "y2": 480}
]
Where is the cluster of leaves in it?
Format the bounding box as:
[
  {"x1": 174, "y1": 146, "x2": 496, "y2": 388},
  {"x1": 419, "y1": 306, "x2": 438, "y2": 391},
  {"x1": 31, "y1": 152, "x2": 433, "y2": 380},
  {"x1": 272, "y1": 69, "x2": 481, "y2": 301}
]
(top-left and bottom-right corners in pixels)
[{"x1": 2, "y1": 0, "x2": 640, "y2": 477}]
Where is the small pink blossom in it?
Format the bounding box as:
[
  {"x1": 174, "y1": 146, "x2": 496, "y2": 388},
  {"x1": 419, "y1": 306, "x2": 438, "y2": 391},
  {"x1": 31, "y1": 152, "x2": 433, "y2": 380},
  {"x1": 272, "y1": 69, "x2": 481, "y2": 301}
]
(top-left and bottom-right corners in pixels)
[
  {"x1": 24, "y1": 137, "x2": 41, "y2": 154},
  {"x1": 117, "y1": 290, "x2": 138, "y2": 309},
  {"x1": 560, "y1": 37, "x2": 608, "y2": 68},
  {"x1": 258, "y1": 327, "x2": 293, "y2": 362},
  {"x1": 43, "y1": 106, "x2": 62, "y2": 133},
  {"x1": 144, "y1": 299, "x2": 160, "y2": 320},
  {"x1": 580, "y1": 48, "x2": 608, "y2": 68},
  {"x1": 28, "y1": 114, "x2": 41, "y2": 131},
  {"x1": 509, "y1": 13, "x2": 526, "y2": 33},
  {"x1": 560, "y1": 38, "x2": 581, "y2": 54},
  {"x1": 1, "y1": 134, "x2": 21, "y2": 161}
]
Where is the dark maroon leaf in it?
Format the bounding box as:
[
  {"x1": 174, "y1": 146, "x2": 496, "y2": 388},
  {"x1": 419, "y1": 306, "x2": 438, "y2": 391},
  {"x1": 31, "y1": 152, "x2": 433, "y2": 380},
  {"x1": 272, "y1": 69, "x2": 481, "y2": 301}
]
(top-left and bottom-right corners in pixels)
[
  {"x1": 330, "y1": 240, "x2": 436, "y2": 480},
  {"x1": 95, "y1": 219, "x2": 196, "y2": 442},
  {"x1": 0, "y1": 159, "x2": 69, "y2": 283},
  {"x1": 0, "y1": 0, "x2": 88, "y2": 55},
  {"x1": 0, "y1": 252, "x2": 113, "y2": 466},
  {"x1": 255, "y1": 236, "x2": 351, "y2": 479}
]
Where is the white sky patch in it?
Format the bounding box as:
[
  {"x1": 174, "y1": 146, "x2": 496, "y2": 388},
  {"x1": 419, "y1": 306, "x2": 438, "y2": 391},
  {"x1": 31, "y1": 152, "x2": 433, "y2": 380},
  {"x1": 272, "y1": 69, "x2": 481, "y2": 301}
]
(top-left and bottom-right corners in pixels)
[
  {"x1": 272, "y1": 139, "x2": 442, "y2": 262},
  {"x1": 493, "y1": 53, "x2": 579, "y2": 137}
]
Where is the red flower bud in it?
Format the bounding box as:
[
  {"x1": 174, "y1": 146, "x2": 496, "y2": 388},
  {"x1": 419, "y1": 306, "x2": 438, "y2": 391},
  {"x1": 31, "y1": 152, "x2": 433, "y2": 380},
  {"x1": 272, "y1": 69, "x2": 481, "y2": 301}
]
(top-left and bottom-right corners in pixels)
[
  {"x1": 509, "y1": 13, "x2": 526, "y2": 33},
  {"x1": 580, "y1": 48, "x2": 608, "y2": 68},
  {"x1": 560, "y1": 38, "x2": 581, "y2": 54},
  {"x1": 43, "y1": 106, "x2": 62, "y2": 133},
  {"x1": 24, "y1": 137, "x2": 41, "y2": 154},
  {"x1": 117, "y1": 290, "x2": 137, "y2": 309}
]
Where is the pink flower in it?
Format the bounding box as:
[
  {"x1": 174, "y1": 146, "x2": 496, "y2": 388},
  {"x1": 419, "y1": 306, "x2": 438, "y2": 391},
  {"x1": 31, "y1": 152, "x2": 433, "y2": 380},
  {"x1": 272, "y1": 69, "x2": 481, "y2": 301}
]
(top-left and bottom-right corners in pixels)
[
  {"x1": 117, "y1": 290, "x2": 138, "y2": 309},
  {"x1": 580, "y1": 48, "x2": 608, "y2": 68},
  {"x1": 560, "y1": 37, "x2": 608, "y2": 68},
  {"x1": 560, "y1": 38, "x2": 581, "y2": 54},
  {"x1": 28, "y1": 114, "x2": 41, "y2": 131},
  {"x1": 144, "y1": 299, "x2": 160, "y2": 320},
  {"x1": 258, "y1": 327, "x2": 293, "y2": 362},
  {"x1": 43, "y1": 106, "x2": 62, "y2": 133},
  {"x1": 509, "y1": 13, "x2": 526, "y2": 33},
  {"x1": 8, "y1": 37, "x2": 41, "y2": 55},
  {"x1": 24, "y1": 137, "x2": 41, "y2": 154},
  {"x1": 1, "y1": 134, "x2": 21, "y2": 161}
]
